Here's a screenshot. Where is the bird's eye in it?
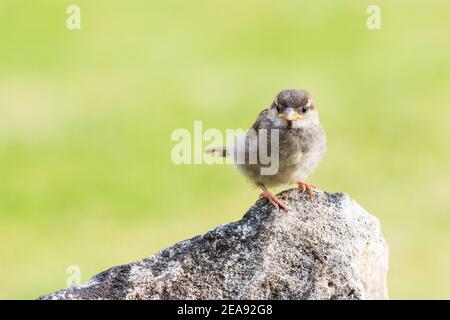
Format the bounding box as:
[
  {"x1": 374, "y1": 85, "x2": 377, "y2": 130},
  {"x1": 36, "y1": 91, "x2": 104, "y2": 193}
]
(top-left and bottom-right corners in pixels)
[{"x1": 302, "y1": 107, "x2": 308, "y2": 113}]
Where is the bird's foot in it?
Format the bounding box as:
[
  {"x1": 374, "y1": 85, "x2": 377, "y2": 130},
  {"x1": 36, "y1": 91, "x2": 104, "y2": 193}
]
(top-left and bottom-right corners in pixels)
[
  {"x1": 297, "y1": 181, "x2": 316, "y2": 199},
  {"x1": 259, "y1": 191, "x2": 291, "y2": 212}
]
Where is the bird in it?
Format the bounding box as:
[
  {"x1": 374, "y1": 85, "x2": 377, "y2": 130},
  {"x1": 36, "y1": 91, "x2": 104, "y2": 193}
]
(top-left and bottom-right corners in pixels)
[{"x1": 208, "y1": 89, "x2": 327, "y2": 212}]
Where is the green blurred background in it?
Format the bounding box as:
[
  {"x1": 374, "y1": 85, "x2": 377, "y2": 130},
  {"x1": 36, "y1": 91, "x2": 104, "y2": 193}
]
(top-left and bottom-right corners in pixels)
[{"x1": 0, "y1": 0, "x2": 449, "y2": 299}]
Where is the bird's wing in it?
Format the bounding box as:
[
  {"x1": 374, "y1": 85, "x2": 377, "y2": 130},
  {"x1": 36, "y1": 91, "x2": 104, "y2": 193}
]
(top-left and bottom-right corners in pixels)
[
  {"x1": 205, "y1": 109, "x2": 269, "y2": 158},
  {"x1": 250, "y1": 108, "x2": 269, "y2": 131}
]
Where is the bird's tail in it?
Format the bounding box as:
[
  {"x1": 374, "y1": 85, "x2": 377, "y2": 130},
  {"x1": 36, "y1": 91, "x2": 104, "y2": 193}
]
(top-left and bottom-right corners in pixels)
[{"x1": 204, "y1": 147, "x2": 229, "y2": 157}]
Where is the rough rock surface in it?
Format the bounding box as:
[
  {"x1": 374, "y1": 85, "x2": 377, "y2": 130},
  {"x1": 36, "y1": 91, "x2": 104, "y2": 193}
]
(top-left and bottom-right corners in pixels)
[{"x1": 39, "y1": 189, "x2": 388, "y2": 300}]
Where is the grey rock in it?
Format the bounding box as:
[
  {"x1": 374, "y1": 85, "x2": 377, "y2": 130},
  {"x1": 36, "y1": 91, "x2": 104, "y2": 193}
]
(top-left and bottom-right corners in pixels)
[{"x1": 39, "y1": 189, "x2": 388, "y2": 300}]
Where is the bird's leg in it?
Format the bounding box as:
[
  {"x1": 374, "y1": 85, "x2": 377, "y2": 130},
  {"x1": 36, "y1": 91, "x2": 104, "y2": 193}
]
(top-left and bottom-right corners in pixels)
[
  {"x1": 297, "y1": 181, "x2": 316, "y2": 199},
  {"x1": 257, "y1": 183, "x2": 291, "y2": 212}
]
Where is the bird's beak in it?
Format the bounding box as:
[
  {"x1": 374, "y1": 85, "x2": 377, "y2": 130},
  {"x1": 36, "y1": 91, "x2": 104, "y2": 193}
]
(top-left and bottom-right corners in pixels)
[{"x1": 279, "y1": 107, "x2": 303, "y2": 121}]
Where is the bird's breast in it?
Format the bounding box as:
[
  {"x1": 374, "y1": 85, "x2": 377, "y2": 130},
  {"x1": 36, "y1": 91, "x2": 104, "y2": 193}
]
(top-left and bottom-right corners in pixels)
[{"x1": 277, "y1": 128, "x2": 312, "y2": 162}]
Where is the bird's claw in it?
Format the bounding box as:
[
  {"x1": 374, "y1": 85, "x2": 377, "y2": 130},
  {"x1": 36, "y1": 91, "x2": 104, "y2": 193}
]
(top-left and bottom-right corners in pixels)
[
  {"x1": 260, "y1": 191, "x2": 291, "y2": 212},
  {"x1": 297, "y1": 181, "x2": 316, "y2": 199}
]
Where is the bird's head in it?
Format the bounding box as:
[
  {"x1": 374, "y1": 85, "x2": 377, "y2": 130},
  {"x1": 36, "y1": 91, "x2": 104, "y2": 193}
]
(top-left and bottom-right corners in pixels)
[{"x1": 268, "y1": 89, "x2": 318, "y2": 128}]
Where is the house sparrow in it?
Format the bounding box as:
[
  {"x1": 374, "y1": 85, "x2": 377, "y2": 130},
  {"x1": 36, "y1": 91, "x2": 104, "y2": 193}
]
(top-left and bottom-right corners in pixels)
[{"x1": 209, "y1": 89, "x2": 326, "y2": 212}]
